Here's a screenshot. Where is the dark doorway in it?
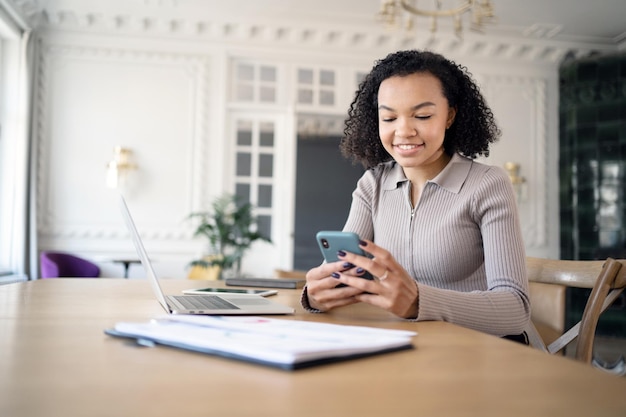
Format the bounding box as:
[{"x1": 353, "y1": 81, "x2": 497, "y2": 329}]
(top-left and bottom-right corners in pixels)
[
  {"x1": 293, "y1": 135, "x2": 365, "y2": 270},
  {"x1": 559, "y1": 53, "x2": 626, "y2": 338}
]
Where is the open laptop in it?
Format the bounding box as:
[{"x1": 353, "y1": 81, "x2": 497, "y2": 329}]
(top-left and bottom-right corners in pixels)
[{"x1": 118, "y1": 194, "x2": 294, "y2": 315}]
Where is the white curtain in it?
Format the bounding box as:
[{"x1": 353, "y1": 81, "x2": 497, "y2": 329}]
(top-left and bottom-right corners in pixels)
[
  {"x1": 21, "y1": 30, "x2": 36, "y2": 279},
  {"x1": 0, "y1": 3, "x2": 35, "y2": 281}
]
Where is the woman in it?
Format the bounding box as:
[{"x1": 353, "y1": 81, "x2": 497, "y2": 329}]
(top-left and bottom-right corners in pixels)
[{"x1": 302, "y1": 50, "x2": 530, "y2": 338}]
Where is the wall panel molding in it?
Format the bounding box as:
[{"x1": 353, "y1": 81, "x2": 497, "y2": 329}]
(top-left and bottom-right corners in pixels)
[
  {"x1": 34, "y1": 39, "x2": 212, "y2": 240},
  {"x1": 480, "y1": 74, "x2": 550, "y2": 249}
]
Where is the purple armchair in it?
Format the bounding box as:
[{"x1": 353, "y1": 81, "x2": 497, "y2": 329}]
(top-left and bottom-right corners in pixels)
[{"x1": 40, "y1": 251, "x2": 101, "y2": 278}]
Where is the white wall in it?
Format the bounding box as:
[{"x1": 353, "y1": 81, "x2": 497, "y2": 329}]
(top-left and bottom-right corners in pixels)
[{"x1": 26, "y1": 2, "x2": 619, "y2": 279}]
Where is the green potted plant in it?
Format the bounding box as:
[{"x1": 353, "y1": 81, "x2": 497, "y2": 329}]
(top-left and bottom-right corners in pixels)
[{"x1": 187, "y1": 194, "x2": 270, "y2": 279}]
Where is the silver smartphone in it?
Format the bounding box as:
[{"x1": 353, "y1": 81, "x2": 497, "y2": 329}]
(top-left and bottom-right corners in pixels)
[
  {"x1": 316, "y1": 231, "x2": 374, "y2": 280},
  {"x1": 182, "y1": 287, "x2": 278, "y2": 297}
]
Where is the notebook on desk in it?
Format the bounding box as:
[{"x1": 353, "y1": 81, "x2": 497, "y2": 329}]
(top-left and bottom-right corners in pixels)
[
  {"x1": 118, "y1": 194, "x2": 294, "y2": 315},
  {"x1": 106, "y1": 314, "x2": 416, "y2": 370}
]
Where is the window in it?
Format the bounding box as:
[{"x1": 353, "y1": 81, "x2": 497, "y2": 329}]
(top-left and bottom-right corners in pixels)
[
  {"x1": 295, "y1": 67, "x2": 337, "y2": 108},
  {"x1": 231, "y1": 61, "x2": 279, "y2": 104},
  {"x1": 0, "y1": 7, "x2": 31, "y2": 283},
  {"x1": 233, "y1": 119, "x2": 276, "y2": 239},
  {"x1": 226, "y1": 60, "x2": 368, "y2": 272}
]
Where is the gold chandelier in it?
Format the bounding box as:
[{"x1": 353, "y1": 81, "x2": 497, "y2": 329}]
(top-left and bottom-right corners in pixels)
[{"x1": 378, "y1": 0, "x2": 496, "y2": 37}]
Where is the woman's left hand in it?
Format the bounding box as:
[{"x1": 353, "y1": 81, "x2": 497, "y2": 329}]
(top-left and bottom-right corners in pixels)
[{"x1": 335, "y1": 239, "x2": 419, "y2": 319}]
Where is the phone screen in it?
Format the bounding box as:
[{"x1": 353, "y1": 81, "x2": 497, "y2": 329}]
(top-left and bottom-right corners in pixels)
[
  {"x1": 316, "y1": 231, "x2": 366, "y2": 262},
  {"x1": 316, "y1": 231, "x2": 373, "y2": 281}
]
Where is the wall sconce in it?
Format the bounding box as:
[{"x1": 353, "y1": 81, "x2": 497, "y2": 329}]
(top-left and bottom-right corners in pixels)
[
  {"x1": 504, "y1": 162, "x2": 527, "y2": 202},
  {"x1": 106, "y1": 146, "x2": 137, "y2": 189}
]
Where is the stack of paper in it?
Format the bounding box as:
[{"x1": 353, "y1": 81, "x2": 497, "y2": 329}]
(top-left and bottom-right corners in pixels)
[{"x1": 105, "y1": 315, "x2": 416, "y2": 370}]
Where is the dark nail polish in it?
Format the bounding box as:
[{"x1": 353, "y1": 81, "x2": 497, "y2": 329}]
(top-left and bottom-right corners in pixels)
[
  {"x1": 337, "y1": 250, "x2": 347, "y2": 257},
  {"x1": 342, "y1": 262, "x2": 354, "y2": 269},
  {"x1": 331, "y1": 272, "x2": 340, "y2": 278},
  {"x1": 356, "y1": 267, "x2": 364, "y2": 274},
  {"x1": 359, "y1": 240, "x2": 367, "y2": 246}
]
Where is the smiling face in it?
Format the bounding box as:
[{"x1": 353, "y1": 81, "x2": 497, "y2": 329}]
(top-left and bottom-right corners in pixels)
[{"x1": 377, "y1": 72, "x2": 456, "y2": 175}]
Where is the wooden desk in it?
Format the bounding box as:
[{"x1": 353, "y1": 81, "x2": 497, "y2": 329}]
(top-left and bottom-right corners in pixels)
[{"x1": 1, "y1": 279, "x2": 626, "y2": 417}]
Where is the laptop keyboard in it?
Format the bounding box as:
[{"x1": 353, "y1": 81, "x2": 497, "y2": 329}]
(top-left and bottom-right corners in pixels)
[{"x1": 171, "y1": 295, "x2": 240, "y2": 310}]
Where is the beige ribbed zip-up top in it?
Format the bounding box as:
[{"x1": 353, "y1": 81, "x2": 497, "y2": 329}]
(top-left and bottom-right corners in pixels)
[{"x1": 340, "y1": 153, "x2": 530, "y2": 336}]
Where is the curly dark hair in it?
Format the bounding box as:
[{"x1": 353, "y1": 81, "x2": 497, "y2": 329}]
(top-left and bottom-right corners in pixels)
[{"x1": 340, "y1": 50, "x2": 501, "y2": 168}]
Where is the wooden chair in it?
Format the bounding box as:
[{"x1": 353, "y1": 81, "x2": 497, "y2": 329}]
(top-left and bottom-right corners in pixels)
[{"x1": 526, "y1": 257, "x2": 626, "y2": 374}]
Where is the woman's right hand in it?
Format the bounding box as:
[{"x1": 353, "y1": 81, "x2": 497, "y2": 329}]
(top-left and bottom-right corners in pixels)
[{"x1": 305, "y1": 261, "x2": 365, "y2": 311}]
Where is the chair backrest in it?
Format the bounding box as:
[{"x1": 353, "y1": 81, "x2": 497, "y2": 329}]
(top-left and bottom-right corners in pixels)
[
  {"x1": 40, "y1": 251, "x2": 101, "y2": 278},
  {"x1": 526, "y1": 257, "x2": 626, "y2": 367},
  {"x1": 577, "y1": 258, "x2": 626, "y2": 363}
]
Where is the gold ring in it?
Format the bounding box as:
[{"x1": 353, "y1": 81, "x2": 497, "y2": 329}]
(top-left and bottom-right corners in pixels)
[{"x1": 379, "y1": 270, "x2": 389, "y2": 281}]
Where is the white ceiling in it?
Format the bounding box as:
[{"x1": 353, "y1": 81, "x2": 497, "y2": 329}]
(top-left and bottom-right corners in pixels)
[
  {"x1": 243, "y1": 0, "x2": 626, "y2": 45},
  {"x1": 22, "y1": 0, "x2": 626, "y2": 47}
]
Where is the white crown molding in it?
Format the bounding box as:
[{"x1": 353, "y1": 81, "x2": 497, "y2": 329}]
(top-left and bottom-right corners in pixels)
[
  {"x1": 297, "y1": 114, "x2": 344, "y2": 137},
  {"x1": 4, "y1": 1, "x2": 616, "y2": 65},
  {"x1": 1, "y1": 0, "x2": 46, "y2": 29}
]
